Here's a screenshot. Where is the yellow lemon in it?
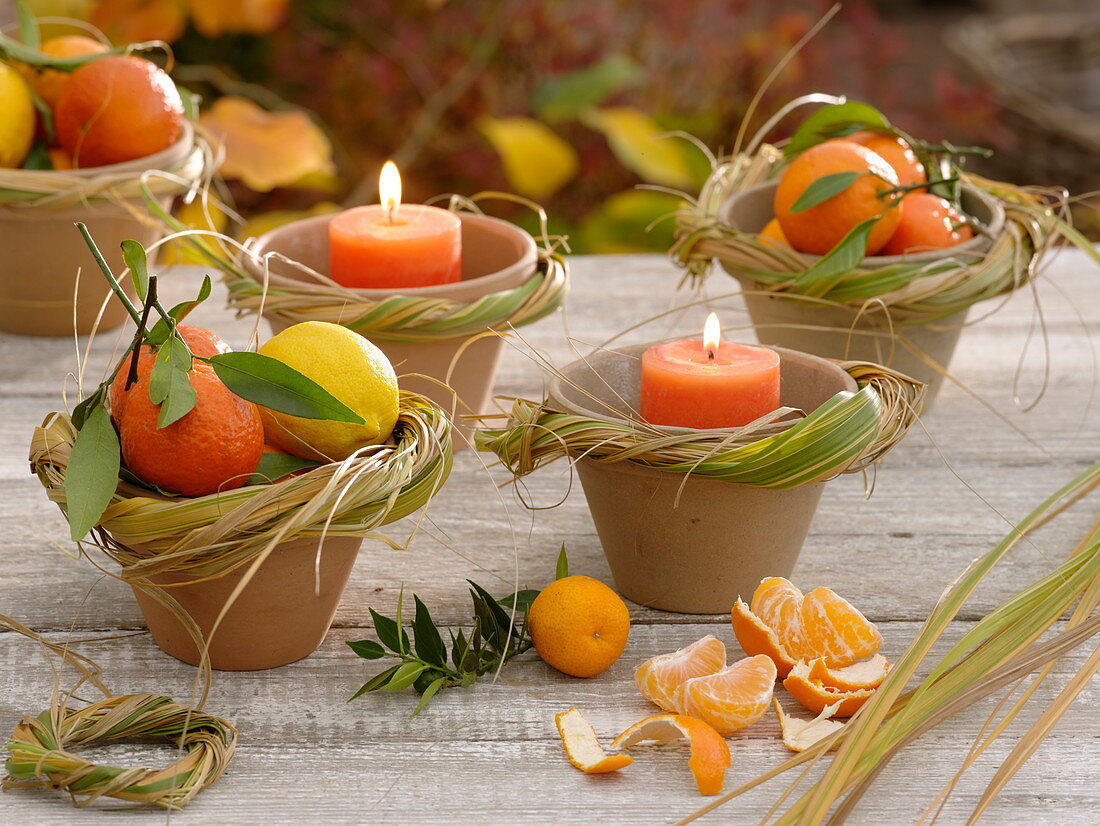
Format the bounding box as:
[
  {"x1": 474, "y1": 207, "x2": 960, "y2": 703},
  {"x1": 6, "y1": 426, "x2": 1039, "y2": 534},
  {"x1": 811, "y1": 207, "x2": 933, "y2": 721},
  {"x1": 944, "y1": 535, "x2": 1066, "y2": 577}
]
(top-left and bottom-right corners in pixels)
[
  {"x1": 257, "y1": 321, "x2": 400, "y2": 461},
  {"x1": 0, "y1": 61, "x2": 36, "y2": 168}
]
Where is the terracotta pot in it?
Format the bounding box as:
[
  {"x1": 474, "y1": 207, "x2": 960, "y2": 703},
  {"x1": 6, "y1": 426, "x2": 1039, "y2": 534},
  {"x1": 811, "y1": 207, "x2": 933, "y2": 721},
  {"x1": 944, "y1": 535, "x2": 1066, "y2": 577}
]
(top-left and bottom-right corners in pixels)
[
  {"x1": 0, "y1": 122, "x2": 197, "y2": 337},
  {"x1": 246, "y1": 212, "x2": 538, "y2": 447},
  {"x1": 129, "y1": 534, "x2": 362, "y2": 671},
  {"x1": 716, "y1": 181, "x2": 1006, "y2": 404},
  {"x1": 549, "y1": 344, "x2": 857, "y2": 614}
]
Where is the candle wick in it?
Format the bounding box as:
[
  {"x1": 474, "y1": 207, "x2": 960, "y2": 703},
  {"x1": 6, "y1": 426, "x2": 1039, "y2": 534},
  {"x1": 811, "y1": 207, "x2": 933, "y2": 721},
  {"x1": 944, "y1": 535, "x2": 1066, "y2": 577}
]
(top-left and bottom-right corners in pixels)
[
  {"x1": 385, "y1": 203, "x2": 395, "y2": 225},
  {"x1": 707, "y1": 348, "x2": 715, "y2": 361}
]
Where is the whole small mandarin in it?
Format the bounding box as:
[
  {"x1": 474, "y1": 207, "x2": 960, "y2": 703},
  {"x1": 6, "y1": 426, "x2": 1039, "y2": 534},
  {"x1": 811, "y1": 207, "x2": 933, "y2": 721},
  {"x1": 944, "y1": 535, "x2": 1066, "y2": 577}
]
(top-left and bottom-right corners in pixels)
[
  {"x1": 774, "y1": 140, "x2": 901, "y2": 256},
  {"x1": 528, "y1": 575, "x2": 630, "y2": 678},
  {"x1": 879, "y1": 192, "x2": 975, "y2": 256},
  {"x1": 845, "y1": 130, "x2": 926, "y2": 189},
  {"x1": 55, "y1": 54, "x2": 183, "y2": 168},
  {"x1": 759, "y1": 217, "x2": 788, "y2": 248},
  {"x1": 28, "y1": 35, "x2": 108, "y2": 108}
]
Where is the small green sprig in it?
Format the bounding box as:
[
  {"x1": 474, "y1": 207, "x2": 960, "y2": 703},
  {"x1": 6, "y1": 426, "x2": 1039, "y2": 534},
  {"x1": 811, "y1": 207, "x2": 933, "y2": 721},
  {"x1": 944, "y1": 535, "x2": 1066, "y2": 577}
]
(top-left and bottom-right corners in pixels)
[{"x1": 347, "y1": 546, "x2": 568, "y2": 715}]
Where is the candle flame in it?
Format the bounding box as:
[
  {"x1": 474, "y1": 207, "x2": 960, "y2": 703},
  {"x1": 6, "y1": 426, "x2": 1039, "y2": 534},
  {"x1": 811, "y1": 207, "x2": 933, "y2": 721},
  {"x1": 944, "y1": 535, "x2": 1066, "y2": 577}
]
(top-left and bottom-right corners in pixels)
[
  {"x1": 380, "y1": 160, "x2": 401, "y2": 223},
  {"x1": 703, "y1": 312, "x2": 721, "y2": 359}
]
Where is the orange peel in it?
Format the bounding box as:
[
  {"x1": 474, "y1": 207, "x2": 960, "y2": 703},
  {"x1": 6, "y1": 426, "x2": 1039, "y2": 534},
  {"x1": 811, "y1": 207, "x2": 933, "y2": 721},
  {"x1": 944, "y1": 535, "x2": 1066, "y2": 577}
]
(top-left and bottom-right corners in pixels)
[
  {"x1": 782, "y1": 659, "x2": 876, "y2": 718},
  {"x1": 774, "y1": 699, "x2": 845, "y2": 752},
  {"x1": 808, "y1": 653, "x2": 891, "y2": 692},
  {"x1": 610, "y1": 714, "x2": 730, "y2": 796},
  {"x1": 634, "y1": 634, "x2": 727, "y2": 712},
  {"x1": 554, "y1": 708, "x2": 633, "y2": 774}
]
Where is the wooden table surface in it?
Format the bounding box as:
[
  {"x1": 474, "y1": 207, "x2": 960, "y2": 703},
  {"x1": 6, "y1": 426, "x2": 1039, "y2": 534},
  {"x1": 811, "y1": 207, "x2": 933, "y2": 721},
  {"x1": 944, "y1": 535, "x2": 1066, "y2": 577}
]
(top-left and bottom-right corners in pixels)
[{"x1": 1, "y1": 251, "x2": 1098, "y2": 825}]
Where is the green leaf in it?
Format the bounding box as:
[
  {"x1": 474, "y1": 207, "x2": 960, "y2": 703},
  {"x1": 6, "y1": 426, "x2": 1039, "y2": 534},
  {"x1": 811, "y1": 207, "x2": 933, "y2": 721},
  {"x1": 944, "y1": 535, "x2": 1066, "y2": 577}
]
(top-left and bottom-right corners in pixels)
[
  {"x1": 15, "y1": 1, "x2": 39, "y2": 50},
  {"x1": 412, "y1": 595, "x2": 446, "y2": 668},
  {"x1": 784, "y1": 101, "x2": 891, "y2": 159},
  {"x1": 497, "y1": 589, "x2": 540, "y2": 613},
  {"x1": 383, "y1": 661, "x2": 428, "y2": 691},
  {"x1": 451, "y1": 629, "x2": 469, "y2": 670},
  {"x1": 411, "y1": 676, "x2": 447, "y2": 716},
  {"x1": 177, "y1": 85, "x2": 201, "y2": 122},
  {"x1": 575, "y1": 190, "x2": 680, "y2": 254},
  {"x1": 21, "y1": 141, "x2": 51, "y2": 170},
  {"x1": 794, "y1": 218, "x2": 878, "y2": 296},
  {"x1": 24, "y1": 82, "x2": 55, "y2": 145},
  {"x1": 789, "y1": 171, "x2": 862, "y2": 214},
  {"x1": 369, "y1": 608, "x2": 409, "y2": 654},
  {"x1": 64, "y1": 405, "x2": 120, "y2": 542},
  {"x1": 121, "y1": 241, "x2": 150, "y2": 302},
  {"x1": 208, "y1": 352, "x2": 365, "y2": 424},
  {"x1": 556, "y1": 543, "x2": 569, "y2": 580},
  {"x1": 148, "y1": 337, "x2": 196, "y2": 428},
  {"x1": 146, "y1": 275, "x2": 212, "y2": 345},
  {"x1": 71, "y1": 385, "x2": 107, "y2": 431},
  {"x1": 245, "y1": 451, "x2": 320, "y2": 485},
  {"x1": 346, "y1": 639, "x2": 387, "y2": 660},
  {"x1": 348, "y1": 664, "x2": 402, "y2": 701},
  {"x1": 580, "y1": 107, "x2": 693, "y2": 188},
  {"x1": 533, "y1": 54, "x2": 642, "y2": 122}
]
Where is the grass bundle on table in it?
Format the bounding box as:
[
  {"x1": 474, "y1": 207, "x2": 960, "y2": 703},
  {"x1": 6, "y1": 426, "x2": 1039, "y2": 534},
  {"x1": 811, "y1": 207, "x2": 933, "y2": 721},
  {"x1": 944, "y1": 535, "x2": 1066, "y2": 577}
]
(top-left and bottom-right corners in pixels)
[{"x1": 477, "y1": 361, "x2": 923, "y2": 489}]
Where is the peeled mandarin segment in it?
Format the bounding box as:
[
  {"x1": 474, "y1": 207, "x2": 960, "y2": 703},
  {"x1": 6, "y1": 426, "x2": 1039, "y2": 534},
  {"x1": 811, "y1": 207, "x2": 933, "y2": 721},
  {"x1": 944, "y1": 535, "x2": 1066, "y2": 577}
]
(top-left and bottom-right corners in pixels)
[
  {"x1": 783, "y1": 660, "x2": 875, "y2": 718},
  {"x1": 554, "y1": 708, "x2": 633, "y2": 774},
  {"x1": 750, "y1": 577, "x2": 807, "y2": 660},
  {"x1": 674, "y1": 654, "x2": 777, "y2": 736},
  {"x1": 800, "y1": 587, "x2": 884, "y2": 668},
  {"x1": 610, "y1": 714, "x2": 730, "y2": 796},
  {"x1": 730, "y1": 599, "x2": 798, "y2": 678},
  {"x1": 808, "y1": 653, "x2": 891, "y2": 691},
  {"x1": 773, "y1": 699, "x2": 846, "y2": 753},
  {"x1": 634, "y1": 634, "x2": 726, "y2": 712}
]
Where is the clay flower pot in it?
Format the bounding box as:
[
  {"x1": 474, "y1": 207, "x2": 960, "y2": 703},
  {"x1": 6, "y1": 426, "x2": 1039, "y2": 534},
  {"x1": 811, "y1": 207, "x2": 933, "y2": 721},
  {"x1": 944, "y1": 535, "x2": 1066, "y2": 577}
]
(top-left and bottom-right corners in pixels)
[
  {"x1": 244, "y1": 212, "x2": 538, "y2": 445},
  {"x1": 548, "y1": 344, "x2": 858, "y2": 614},
  {"x1": 716, "y1": 181, "x2": 1006, "y2": 404},
  {"x1": 0, "y1": 122, "x2": 201, "y2": 337},
  {"x1": 129, "y1": 535, "x2": 362, "y2": 671}
]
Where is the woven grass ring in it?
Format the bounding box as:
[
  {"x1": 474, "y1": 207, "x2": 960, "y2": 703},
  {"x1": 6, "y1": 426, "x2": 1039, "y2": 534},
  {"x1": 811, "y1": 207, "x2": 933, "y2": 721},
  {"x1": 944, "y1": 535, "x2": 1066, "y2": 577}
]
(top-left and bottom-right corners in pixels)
[{"x1": 4, "y1": 693, "x2": 236, "y2": 809}]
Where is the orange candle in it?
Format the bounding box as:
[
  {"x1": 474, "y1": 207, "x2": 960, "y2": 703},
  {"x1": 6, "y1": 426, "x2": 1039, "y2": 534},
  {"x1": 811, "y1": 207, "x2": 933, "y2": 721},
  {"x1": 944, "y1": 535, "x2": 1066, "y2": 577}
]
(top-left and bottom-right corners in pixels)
[
  {"x1": 640, "y1": 313, "x2": 781, "y2": 428},
  {"x1": 328, "y1": 161, "x2": 462, "y2": 289}
]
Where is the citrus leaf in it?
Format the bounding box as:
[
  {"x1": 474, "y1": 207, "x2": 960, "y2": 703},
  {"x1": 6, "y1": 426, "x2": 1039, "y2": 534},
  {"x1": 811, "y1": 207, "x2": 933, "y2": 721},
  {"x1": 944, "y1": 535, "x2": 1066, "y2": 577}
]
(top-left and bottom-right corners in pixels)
[
  {"x1": 383, "y1": 662, "x2": 428, "y2": 691},
  {"x1": 533, "y1": 54, "x2": 641, "y2": 122},
  {"x1": 476, "y1": 116, "x2": 579, "y2": 199},
  {"x1": 412, "y1": 595, "x2": 446, "y2": 668},
  {"x1": 71, "y1": 385, "x2": 107, "y2": 431},
  {"x1": 411, "y1": 676, "x2": 447, "y2": 716},
  {"x1": 794, "y1": 218, "x2": 878, "y2": 296},
  {"x1": 580, "y1": 107, "x2": 693, "y2": 188},
  {"x1": 497, "y1": 589, "x2": 540, "y2": 613},
  {"x1": 369, "y1": 608, "x2": 409, "y2": 654},
  {"x1": 64, "y1": 404, "x2": 120, "y2": 542},
  {"x1": 451, "y1": 629, "x2": 469, "y2": 670},
  {"x1": 789, "y1": 171, "x2": 862, "y2": 214},
  {"x1": 207, "y1": 351, "x2": 364, "y2": 424},
  {"x1": 348, "y1": 664, "x2": 402, "y2": 701},
  {"x1": 147, "y1": 275, "x2": 212, "y2": 345},
  {"x1": 245, "y1": 451, "x2": 320, "y2": 485},
  {"x1": 121, "y1": 240, "x2": 150, "y2": 303},
  {"x1": 0, "y1": 31, "x2": 116, "y2": 67},
  {"x1": 556, "y1": 543, "x2": 569, "y2": 580},
  {"x1": 148, "y1": 337, "x2": 196, "y2": 428},
  {"x1": 346, "y1": 639, "x2": 387, "y2": 660},
  {"x1": 21, "y1": 141, "x2": 51, "y2": 170},
  {"x1": 15, "y1": 1, "x2": 39, "y2": 50},
  {"x1": 784, "y1": 101, "x2": 891, "y2": 159}
]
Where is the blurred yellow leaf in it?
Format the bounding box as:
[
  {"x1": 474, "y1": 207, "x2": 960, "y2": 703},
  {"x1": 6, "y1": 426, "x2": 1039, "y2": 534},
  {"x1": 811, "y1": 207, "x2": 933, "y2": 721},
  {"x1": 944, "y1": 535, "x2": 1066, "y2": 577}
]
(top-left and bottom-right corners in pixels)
[
  {"x1": 199, "y1": 96, "x2": 336, "y2": 193},
  {"x1": 576, "y1": 190, "x2": 682, "y2": 254},
  {"x1": 89, "y1": 0, "x2": 187, "y2": 44},
  {"x1": 477, "y1": 116, "x2": 578, "y2": 200},
  {"x1": 187, "y1": 0, "x2": 290, "y2": 37},
  {"x1": 581, "y1": 107, "x2": 692, "y2": 189},
  {"x1": 237, "y1": 202, "x2": 342, "y2": 241},
  {"x1": 159, "y1": 196, "x2": 229, "y2": 265}
]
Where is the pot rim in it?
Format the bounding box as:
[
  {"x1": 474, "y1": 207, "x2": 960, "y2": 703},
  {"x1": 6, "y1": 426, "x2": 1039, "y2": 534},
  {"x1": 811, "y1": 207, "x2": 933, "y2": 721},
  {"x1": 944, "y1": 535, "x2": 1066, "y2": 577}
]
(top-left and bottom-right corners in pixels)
[
  {"x1": 13, "y1": 120, "x2": 197, "y2": 180},
  {"x1": 718, "y1": 180, "x2": 1006, "y2": 269},
  {"x1": 547, "y1": 342, "x2": 858, "y2": 437}
]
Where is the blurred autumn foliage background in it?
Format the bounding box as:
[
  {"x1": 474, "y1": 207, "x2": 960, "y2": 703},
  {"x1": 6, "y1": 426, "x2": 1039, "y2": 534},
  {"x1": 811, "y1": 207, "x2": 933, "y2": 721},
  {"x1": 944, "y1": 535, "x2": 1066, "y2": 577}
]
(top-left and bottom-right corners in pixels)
[{"x1": 14, "y1": 0, "x2": 1095, "y2": 251}]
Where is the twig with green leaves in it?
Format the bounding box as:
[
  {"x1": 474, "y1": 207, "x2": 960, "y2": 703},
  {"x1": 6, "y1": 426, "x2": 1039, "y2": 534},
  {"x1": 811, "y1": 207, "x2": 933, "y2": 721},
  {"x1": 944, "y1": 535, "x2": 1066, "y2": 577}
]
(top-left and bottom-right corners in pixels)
[{"x1": 347, "y1": 545, "x2": 569, "y2": 715}]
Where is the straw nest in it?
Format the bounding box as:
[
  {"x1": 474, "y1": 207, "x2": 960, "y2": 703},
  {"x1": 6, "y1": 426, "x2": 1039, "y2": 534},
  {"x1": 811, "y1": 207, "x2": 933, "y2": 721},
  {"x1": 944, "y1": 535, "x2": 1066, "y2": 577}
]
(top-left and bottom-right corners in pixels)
[
  {"x1": 4, "y1": 693, "x2": 235, "y2": 810},
  {"x1": 671, "y1": 145, "x2": 1065, "y2": 324},
  {"x1": 476, "y1": 361, "x2": 923, "y2": 489},
  {"x1": 28, "y1": 392, "x2": 452, "y2": 582},
  {"x1": 0, "y1": 125, "x2": 209, "y2": 212}
]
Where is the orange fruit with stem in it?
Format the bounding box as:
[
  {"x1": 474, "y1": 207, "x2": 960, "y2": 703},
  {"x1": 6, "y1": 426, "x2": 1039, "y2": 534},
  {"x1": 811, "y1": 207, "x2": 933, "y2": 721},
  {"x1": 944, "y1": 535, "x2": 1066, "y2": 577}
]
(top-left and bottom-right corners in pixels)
[
  {"x1": 26, "y1": 35, "x2": 108, "y2": 108},
  {"x1": 880, "y1": 192, "x2": 975, "y2": 256},
  {"x1": 55, "y1": 54, "x2": 183, "y2": 168},
  {"x1": 555, "y1": 708, "x2": 632, "y2": 774},
  {"x1": 108, "y1": 325, "x2": 231, "y2": 422},
  {"x1": 611, "y1": 714, "x2": 730, "y2": 796},
  {"x1": 634, "y1": 634, "x2": 726, "y2": 712},
  {"x1": 118, "y1": 362, "x2": 264, "y2": 496},
  {"x1": 774, "y1": 140, "x2": 901, "y2": 256},
  {"x1": 845, "y1": 130, "x2": 926, "y2": 189},
  {"x1": 528, "y1": 576, "x2": 630, "y2": 678},
  {"x1": 732, "y1": 577, "x2": 883, "y2": 673},
  {"x1": 673, "y1": 653, "x2": 777, "y2": 735}
]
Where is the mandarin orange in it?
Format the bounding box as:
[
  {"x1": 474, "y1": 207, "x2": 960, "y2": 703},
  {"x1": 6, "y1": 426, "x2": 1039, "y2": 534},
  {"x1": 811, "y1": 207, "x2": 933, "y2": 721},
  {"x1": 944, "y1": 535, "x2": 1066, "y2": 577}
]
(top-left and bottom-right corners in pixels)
[
  {"x1": 118, "y1": 362, "x2": 263, "y2": 497},
  {"x1": 28, "y1": 35, "x2": 108, "y2": 108},
  {"x1": 673, "y1": 653, "x2": 777, "y2": 735},
  {"x1": 774, "y1": 140, "x2": 901, "y2": 255},
  {"x1": 55, "y1": 54, "x2": 183, "y2": 168},
  {"x1": 880, "y1": 192, "x2": 974, "y2": 256},
  {"x1": 846, "y1": 130, "x2": 926, "y2": 189},
  {"x1": 528, "y1": 575, "x2": 630, "y2": 678},
  {"x1": 759, "y1": 217, "x2": 788, "y2": 248},
  {"x1": 634, "y1": 634, "x2": 726, "y2": 712}
]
